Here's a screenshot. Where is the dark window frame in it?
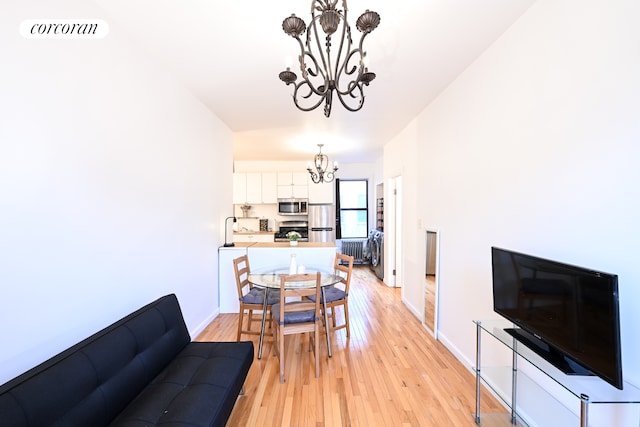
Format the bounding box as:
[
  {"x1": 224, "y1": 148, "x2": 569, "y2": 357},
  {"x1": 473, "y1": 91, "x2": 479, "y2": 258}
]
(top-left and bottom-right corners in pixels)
[{"x1": 335, "y1": 178, "x2": 369, "y2": 239}]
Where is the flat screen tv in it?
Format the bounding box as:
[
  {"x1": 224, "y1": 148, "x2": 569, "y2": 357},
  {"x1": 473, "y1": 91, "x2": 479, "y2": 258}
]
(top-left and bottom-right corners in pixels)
[{"x1": 491, "y1": 247, "x2": 623, "y2": 390}]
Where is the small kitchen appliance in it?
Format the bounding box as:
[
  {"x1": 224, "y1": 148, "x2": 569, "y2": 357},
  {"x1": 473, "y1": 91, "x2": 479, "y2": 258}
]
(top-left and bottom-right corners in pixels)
[{"x1": 278, "y1": 198, "x2": 308, "y2": 216}]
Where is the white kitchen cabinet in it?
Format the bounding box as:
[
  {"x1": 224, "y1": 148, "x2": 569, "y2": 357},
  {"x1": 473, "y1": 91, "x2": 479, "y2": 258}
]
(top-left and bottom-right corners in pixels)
[
  {"x1": 233, "y1": 233, "x2": 275, "y2": 243},
  {"x1": 277, "y1": 172, "x2": 292, "y2": 185},
  {"x1": 232, "y1": 173, "x2": 247, "y2": 204},
  {"x1": 292, "y1": 185, "x2": 308, "y2": 198},
  {"x1": 277, "y1": 172, "x2": 309, "y2": 186},
  {"x1": 292, "y1": 172, "x2": 308, "y2": 186},
  {"x1": 277, "y1": 185, "x2": 309, "y2": 199},
  {"x1": 261, "y1": 172, "x2": 278, "y2": 203},
  {"x1": 235, "y1": 170, "x2": 310, "y2": 203},
  {"x1": 234, "y1": 172, "x2": 278, "y2": 204},
  {"x1": 246, "y1": 173, "x2": 262, "y2": 204},
  {"x1": 307, "y1": 179, "x2": 334, "y2": 203},
  {"x1": 277, "y1": 172, "x2": 309, "y2": 198}
]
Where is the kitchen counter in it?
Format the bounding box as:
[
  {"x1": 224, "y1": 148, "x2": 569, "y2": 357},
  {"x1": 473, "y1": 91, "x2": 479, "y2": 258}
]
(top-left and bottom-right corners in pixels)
[{"x1": 219, "y1": 242, "x2": 255, "y2": 249}]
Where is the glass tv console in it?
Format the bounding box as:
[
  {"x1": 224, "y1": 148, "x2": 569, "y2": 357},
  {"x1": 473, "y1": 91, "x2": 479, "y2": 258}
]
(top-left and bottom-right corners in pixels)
[{"x1": 473, "y1": 320, "x2": 640, "y2": 427}]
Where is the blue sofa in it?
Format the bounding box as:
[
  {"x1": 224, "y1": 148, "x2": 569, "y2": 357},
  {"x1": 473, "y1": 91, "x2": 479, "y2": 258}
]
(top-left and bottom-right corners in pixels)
[{"x1": 0, "y1": 294, "x2": 253, "y2": 427}]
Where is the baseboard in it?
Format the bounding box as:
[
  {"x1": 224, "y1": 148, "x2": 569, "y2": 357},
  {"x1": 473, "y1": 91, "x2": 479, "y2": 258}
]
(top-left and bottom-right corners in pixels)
[
  {"x1": 437, "y1": 330, "x2": 538, "y2": 427},
  {"x1": 401, "y1": 297, "x2": 421, "y2": 322},
  {"x1": 189, "y1": 308, "x2": 219, "y2": 339},
  {"x1": 436, "y1": 331, "x2": 473, "y2": 374}
]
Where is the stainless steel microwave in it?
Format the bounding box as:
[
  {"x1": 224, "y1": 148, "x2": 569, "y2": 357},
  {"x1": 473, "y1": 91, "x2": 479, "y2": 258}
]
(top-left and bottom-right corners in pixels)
[{"x1": 278, "y1": 198, "x2": 308, "y2": 215}]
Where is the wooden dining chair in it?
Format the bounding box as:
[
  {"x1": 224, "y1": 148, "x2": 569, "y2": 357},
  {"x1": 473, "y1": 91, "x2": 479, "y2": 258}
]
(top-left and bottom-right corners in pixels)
[
  {"x1": 308, "y1": 252, "x2": 354, "y2": 338},
  {"x1": 233, "y1": 254, "x2": 279, "y2": 342},
  {"x1": 271, "y1": 272, "x2": 322, "y2": 383}
]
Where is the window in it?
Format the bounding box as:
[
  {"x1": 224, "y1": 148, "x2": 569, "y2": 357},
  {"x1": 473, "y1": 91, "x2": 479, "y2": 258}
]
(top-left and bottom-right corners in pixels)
[{"x1": 337, "y1": 179, "x2": 368, "y2": 239}]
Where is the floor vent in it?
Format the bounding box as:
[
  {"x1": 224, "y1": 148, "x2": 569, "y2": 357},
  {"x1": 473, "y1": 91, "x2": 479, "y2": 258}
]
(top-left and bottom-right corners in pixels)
[{"x1": 341, "y1": 240, "x2": 367, "y2": 264}]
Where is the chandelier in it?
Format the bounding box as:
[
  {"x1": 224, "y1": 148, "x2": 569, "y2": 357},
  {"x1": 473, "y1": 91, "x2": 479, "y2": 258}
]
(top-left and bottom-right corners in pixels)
[
  {"x1": 307, "y1": 144, "x2": 338, "y2": 183},
  {"x1": 278, "y1": 0, "x2": 380, "y2": 117}
]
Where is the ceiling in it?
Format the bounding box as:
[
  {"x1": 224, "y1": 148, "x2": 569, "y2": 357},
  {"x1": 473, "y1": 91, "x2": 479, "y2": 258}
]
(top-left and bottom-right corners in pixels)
[{"x1": 94, "y1": 0, "x2": 535, "y2": 164}]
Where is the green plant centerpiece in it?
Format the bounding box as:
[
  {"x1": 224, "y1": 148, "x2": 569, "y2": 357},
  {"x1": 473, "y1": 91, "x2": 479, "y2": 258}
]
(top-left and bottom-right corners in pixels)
[{"x1": 286, "y1": 231, "x2": 301, "y2": 241}]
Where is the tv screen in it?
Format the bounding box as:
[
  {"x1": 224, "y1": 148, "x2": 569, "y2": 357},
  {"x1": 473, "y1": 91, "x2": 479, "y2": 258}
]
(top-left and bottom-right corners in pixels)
[{"x1": 491, "y1": 247, "x2": 623, "y2": 390}]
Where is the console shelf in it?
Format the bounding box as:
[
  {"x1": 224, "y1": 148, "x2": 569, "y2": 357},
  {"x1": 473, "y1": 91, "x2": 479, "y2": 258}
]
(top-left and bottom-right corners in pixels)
[{"x1": 473, "y1": 320, "x2": 640, "y2": 427}]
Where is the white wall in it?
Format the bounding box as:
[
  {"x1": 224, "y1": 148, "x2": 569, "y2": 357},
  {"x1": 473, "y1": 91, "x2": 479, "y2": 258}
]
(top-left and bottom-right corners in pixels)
[
  {"x1": 392, "y1": 0, "x2": 640, "y2": 425},
  {"x1": 383, "y1": 121, "x2": 422, "y2": 299},
  {"x1": 0, "y1": 1, "x2": 233, "y2": 385}
]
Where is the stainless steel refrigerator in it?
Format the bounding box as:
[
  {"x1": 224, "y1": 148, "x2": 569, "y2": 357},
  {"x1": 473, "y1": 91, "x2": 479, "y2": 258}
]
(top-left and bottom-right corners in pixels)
[{"x1": 308, "y1": 204, "x2": 335, "y2": 242}]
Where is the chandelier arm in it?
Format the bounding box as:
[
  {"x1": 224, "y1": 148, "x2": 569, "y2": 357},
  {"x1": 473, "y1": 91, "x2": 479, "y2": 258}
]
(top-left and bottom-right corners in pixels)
[
  {"x1": 300, "y1": 51, "x2": 329, "y2": 95},
  {"x1": 334, "y1": 48, "x2": 362, "y2": 95},
  {"x1": 324, "y1": 170, "x2": 336, "y2": 182},
  {"x1": 331, "y1": 3, "x2": 349, "y2": 89},
  {"x1": 334, "y1": 86, "x2": 365, "y2": 112},
  {"x1": 292, "y1": 80, "x2": 328, "y2": 112},
  {"x1": 340, "y1": 19, "x2": 372, "y2": 77},
  {"x1": 308, "y1": 171, "x2": 321, "y2": 183},
  {"x1": 334, "y1": 49, "x2": 366, "y2": 109},
  {"x1": 296, "y1": 80, "x2": 316, "y2": 100},
  {"x1": 310, "y1": 12, "x2": 332, "y2": 82}
]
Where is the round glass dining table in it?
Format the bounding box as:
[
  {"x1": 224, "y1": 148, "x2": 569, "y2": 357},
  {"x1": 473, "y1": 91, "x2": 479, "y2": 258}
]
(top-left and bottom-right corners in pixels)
[{"x1": 248, "y1": 268, "x2": 342, "y2": 359}]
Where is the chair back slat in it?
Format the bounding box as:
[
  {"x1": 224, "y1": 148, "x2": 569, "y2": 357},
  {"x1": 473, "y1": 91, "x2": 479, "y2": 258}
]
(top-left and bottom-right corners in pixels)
[
  {"x1": 278, "y1": 273, "x2": 321, "y2": 321},
  {"x1": 334, "y1": 253, "x2": 354, "y2": 293},
  {"x1": 233, "y1": 255, "x2": 252, "y2": 298}
]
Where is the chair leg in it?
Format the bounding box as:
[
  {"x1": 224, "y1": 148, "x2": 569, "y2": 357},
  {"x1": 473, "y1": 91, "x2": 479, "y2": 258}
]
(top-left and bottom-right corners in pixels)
[
  {"x1": 344, "y1": 301, "x2": 350, "y2": 338},
  {"x1": 247, "y1": 309, "x2": 253, "y2": 331},
  {"x1": 236, "y1": 308, "x2": 244, "y2": 342},
  {"x1": 314, "y1": 326, "x2": 320, "y2": 378},
  {"x1": 272, "y1": 318, "x2": 277, "y2": 356},
  {"x1": 279, "y1": 330, "x2": 285, "y2": 383}
]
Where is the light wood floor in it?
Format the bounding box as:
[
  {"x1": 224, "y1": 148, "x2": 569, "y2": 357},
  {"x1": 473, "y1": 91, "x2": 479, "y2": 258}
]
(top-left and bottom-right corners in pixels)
[{"x1": 196, "y1": 266, "x2": 506, "y2": 426}]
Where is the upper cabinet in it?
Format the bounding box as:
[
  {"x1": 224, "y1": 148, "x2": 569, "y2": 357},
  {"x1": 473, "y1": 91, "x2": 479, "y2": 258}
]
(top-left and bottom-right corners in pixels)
[
  {"x1": 233, "y1": 172, "x2": 278, "y2": 204},
  {"x1": 245, "y1": 173, "x2": 262, "y2": 204},
  {"x1": 277, "y1": 172, "x2": 309, "y2": 199},
  {"x1": 261, "y1": 172, "x2": 278, "y2": 204},
  {"x1": 232, "y1": 173, "x2": 248, "y2": 204},
  {"x1": 234, "y1": 170, "x2": 333, "y2": 204},
  {"x1": 307, "y1": 179, "x2": 334, "y2": 204}
]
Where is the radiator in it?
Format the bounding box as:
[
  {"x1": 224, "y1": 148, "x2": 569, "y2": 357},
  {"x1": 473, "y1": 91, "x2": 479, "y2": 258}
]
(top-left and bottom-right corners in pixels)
[{"x1": 341, "y1": 239, "x2": 367, "y2": 264}]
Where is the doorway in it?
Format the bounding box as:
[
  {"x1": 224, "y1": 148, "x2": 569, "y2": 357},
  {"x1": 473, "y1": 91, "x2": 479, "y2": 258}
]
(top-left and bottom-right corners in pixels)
[
  {"x1": 385, "y1": 176, "x2": 403, "y2": 287},
  {"x1": 423, "y1": 230, "x2": 439, "y2": 337}
]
